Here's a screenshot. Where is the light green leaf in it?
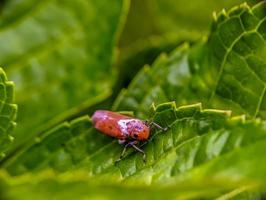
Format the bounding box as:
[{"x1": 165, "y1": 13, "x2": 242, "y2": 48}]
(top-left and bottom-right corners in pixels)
[
  {"x1": 0, "y1": 171, "x2": 262, "y2": 200},
  {"x1": 0, "y1": 67, "x2": 17, "y2": 158},
  {"x1": 0, "y1": 0, "x2": 129, "y2": 154},
  {"x1": 114, "y1": 2, "x2": 266, "y2": 120},
  {"x1": 0, "y1": 170, "x2": 235, "y2": 200}
]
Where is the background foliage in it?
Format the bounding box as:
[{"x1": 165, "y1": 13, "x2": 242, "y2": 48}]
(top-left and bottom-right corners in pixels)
[{"x1": 0, "y1": 0, "x2": 265, "y2": 199}]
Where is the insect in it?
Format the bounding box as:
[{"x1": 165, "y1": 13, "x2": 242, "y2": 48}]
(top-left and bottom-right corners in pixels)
[{"x1": 92, "y1": 110, "x2": 167, "y2": 162}]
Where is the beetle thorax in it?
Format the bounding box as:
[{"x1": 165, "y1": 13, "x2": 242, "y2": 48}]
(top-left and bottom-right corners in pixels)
[{"x1": 118, "y1": 119, "x2": 150, "y2": 140}]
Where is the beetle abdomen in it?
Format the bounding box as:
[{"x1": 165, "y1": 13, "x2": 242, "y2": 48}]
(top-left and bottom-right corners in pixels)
[{"x1": 92, "y1": 110, "x2": 129, "y2": 139}]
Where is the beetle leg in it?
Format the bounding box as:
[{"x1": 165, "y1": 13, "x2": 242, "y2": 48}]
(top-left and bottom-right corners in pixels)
[
  {"x1": 130, "y1": 143, "x2": 146, "y2": 163},
  {"x1": 116, "y1": 141, "x2": 146, "y2": 163},
  {"x1": 120, "y1": 144, "x2": 129, "y2": 158},
  {"x1": 116, "y1": 142, "x2": 131, "y2": 162},
  {"x1": 133, "y1": 146, "x2": 146, "y2": 163},
  {"x1": 149, "y1": 121, "x2": 168, "y2": 131}
]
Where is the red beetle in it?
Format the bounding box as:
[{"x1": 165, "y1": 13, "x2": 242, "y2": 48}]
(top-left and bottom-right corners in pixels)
[{"x1": 92, "y1": 110, "x2": 167, "y2": 162}]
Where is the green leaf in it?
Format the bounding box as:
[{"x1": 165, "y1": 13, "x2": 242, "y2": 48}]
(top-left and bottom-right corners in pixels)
[
  {"x1": 206, "y1": 2, "x2": 266, "y2": 118},
  {"x1": 0, "y1": 102, "x2": 245, "y2": 181},
  {"x1": 80, "y1": 105, "x2": 266, "y2": 188},
  {"x1": 3, "y1": 102, "x2": 266, "y2": 199},
  {"x1": 0, "y1": 0, "x2": 129, "y2": 154},
  {"x1": 114, "y1": 2, "x2": 266, "y2": 120},
  {"x1": 172, "y1": 132, "x2": 266, "y2": 187},
  {"x1": 3, "y1": 103, "x2": 229, "y2": 175},
  {"x1": 0, "y1": 67, "x2": 17, "y2": 158}
]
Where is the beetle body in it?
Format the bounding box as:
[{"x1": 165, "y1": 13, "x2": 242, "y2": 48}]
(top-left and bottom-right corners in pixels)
[
  {"x1": 92, "y1": 110, "x2": 150, "y2": 141},
  {"x1": 92, "y1": 110, "x2": 166, "y2": 162}
]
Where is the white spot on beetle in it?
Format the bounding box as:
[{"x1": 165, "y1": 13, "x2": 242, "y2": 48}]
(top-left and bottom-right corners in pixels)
[{"x1": 118, "y1": 119, "x2": 132, "y2": 136}]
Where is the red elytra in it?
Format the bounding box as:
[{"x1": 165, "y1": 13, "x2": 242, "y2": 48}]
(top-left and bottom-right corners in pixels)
[
  {"x1": 91, "y1": 110, "x2": 167, "y2": 162},
  {"x1": 92, "y1": 110, "x2": 150, "y2": 141}
]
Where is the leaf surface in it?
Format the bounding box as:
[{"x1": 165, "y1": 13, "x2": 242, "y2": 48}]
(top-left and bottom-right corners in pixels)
[
  {"x1": 0, "y1": 171, "x2": 233, "y2": 200},
  {"x1": 3, "y1": 103, "x2": 231, "y2": 175},
  {"x1": 3, "y1": 102, "x2": 266, "y2": 199}
]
